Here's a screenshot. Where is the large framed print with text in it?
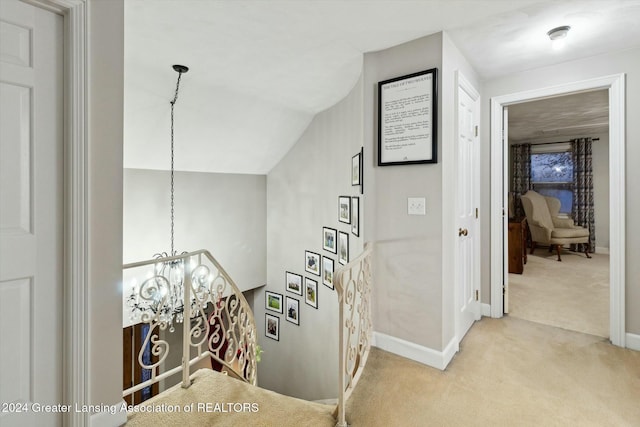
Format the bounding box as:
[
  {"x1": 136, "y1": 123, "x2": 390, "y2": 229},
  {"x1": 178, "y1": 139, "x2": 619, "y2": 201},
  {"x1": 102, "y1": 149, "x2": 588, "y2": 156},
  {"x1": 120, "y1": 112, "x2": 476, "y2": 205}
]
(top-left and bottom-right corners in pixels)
[{"x1": 378, "y1": 68, "x2": 437, "y2": 166}]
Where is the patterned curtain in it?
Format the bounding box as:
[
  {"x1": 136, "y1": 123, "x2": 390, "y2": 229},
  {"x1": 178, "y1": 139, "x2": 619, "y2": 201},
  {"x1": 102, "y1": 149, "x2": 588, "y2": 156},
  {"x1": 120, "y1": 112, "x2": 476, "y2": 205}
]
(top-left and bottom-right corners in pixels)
[
  {"x1": 571, "y1": 138, "x2": 595, "y2": 253},
  {"x1": 511, "y1": 143, "x2": 531, "y2": 219}
]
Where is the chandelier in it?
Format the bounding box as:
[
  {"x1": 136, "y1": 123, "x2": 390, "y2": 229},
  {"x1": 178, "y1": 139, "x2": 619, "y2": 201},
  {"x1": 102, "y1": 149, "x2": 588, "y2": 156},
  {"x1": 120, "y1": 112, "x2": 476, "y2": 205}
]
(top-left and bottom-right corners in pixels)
[{"x1": 127, "y1": 64, "x2": 191, "y2": 330}]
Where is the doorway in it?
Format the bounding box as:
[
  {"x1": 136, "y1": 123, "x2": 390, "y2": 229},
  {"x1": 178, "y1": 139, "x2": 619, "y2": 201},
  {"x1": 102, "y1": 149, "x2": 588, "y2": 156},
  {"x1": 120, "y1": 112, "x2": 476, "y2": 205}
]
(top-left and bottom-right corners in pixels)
[
  {"x1": 505, "y1": 91, "x2": 610, "y2": 337},
  {"x1": 489, "y1": 74, "x2": 626, "y2": 347}
]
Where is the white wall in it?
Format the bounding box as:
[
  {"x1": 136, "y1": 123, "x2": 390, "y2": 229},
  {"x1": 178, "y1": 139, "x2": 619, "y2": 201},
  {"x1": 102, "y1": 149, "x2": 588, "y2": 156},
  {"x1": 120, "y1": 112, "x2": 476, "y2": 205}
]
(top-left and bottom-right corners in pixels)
[
  {"x1": 259, "y1": 76, "x2": 364, "y2": 401},
  {"x1": 363, "y1": 33, "x2": 444, "y2": 351},
  {"x1": 482, "y1": 47, "x2": 640, "y2": 335},
  {"x1": 592, "y1": 133, "x2": 610, "y2": 249},
  {"x1": 89, "y1": 0, "x2": 124, "y2": 409},
  {"x1": 123, "y1": 169, "x2": 267, "y2": 291}
]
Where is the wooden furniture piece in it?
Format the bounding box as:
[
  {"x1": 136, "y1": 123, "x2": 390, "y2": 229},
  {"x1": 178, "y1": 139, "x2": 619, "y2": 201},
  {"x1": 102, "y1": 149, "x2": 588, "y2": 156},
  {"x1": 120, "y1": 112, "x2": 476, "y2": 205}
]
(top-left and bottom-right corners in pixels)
[{"x1": 508, "y1": 218, "x2": 528, "y2": 274}]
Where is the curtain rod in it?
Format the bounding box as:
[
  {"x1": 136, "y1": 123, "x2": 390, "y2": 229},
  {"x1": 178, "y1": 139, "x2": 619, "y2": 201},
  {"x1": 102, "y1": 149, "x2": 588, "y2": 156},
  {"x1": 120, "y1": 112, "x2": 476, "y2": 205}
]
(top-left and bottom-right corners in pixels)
[{"x1": 513, "y1": 138, "x2": 600, "y2": 146}]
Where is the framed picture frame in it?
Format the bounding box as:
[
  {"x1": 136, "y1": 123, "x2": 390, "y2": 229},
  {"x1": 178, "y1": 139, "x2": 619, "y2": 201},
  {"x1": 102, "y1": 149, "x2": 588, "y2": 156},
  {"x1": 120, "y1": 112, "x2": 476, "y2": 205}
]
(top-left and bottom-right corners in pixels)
[
  {"x1": 322, "y1": 256, "x2": 335, "y2": 290},
  {"x1": 285, "y1": 297, "x2": 299, "y2": 325},
  {"x1": 265, "y1": 291, "x2": 283, "y2": 314},
  {"x1": 322, "y1": 227, "x2": 337, "y2": 254},
  {"x1": 265, "y1": 313, "x2": 279, "y2": 341},
  {"x1": 338, "y1": 196, "x2": 351, "y2": 224},
  {"x1": 285, "y1": 271, "x2": 303, "y2": 296},
  {"x1": 378, "y1": 68, "x2": 438, "y2": 166},
  {"x1": 351, "y1": 196, "x2": 359, "y2": 237},
  {"x1": 359, "y1": 146, "x2": 364, "y2": 195},
  {"x1": 305, "y1": 277, "x2": 318, "y2": 309},
  {"x1": 338, "y1": 231, "x2": 349, "y2": 265},
  {"x1": 352, "y1": 152, "x2": 361, "y2": 186},
  {"x1": 305, "y1": 250, "x2": 321, "y2": 276}
]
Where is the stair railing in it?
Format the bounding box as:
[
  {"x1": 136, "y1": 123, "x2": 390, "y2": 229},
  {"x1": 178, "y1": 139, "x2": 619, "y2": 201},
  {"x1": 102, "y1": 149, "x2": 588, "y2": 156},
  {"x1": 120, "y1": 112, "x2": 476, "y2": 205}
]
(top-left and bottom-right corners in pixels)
[
  {"x1": 122, "y1": 249, "x2": 258, "y2": 400},
  {"x1": 334, "y1": 243, "x2": 373, "y2": 427}
]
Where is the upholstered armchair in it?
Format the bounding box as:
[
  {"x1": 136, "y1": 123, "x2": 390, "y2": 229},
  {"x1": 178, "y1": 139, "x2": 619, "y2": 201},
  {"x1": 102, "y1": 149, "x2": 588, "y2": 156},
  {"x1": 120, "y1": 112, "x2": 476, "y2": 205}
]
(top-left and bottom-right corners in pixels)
[{"x1": 520, "y1": 190, "x2": 591, "y2": 261}]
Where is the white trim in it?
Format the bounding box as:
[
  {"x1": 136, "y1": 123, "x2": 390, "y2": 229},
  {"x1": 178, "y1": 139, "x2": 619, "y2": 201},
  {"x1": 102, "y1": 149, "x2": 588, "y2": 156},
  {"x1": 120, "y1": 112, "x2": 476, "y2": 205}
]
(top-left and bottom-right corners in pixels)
[
  {"x1": 481, "y1": 303, "x2": 491, "y2": 317},
  {"x1": 490, "y1": 74, "x2": 626, "y2": 347},
  {"x1": 625, "y1": 333, "x2": 640, "y2": 352},
  {"x1": 595, "y1": 246, "x2": 610, "y2": 254},
  {"x1": 23, "y1": 1, "x2": 89, "y2": 426},
  {"x1": 373, "y1": 332, "x2": 457, "y2": 371},
  {"x1": 89, "y1": 401, "x2": 128, "y2": 427}
]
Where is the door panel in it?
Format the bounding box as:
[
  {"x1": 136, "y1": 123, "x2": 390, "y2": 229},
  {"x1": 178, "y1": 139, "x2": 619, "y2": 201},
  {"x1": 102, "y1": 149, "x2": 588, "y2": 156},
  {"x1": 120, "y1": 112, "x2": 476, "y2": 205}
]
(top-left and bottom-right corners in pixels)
[
  {"x1": 456, "y1": 76, "x2": 480, "y2": 342},
  {"x1": 0, "y1": 1, "x2": 63, "y2": 425}
]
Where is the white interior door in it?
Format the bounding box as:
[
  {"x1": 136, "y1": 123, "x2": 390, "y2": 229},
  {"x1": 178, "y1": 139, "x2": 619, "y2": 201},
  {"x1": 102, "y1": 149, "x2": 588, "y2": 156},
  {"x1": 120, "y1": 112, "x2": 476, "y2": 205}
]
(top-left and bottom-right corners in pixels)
[
  {"x1": 0, "y1": 1, "x2": 63, "y2": 425},
  {"x1": 455, "y1": 73, "x2": 481, "y2": 342}
]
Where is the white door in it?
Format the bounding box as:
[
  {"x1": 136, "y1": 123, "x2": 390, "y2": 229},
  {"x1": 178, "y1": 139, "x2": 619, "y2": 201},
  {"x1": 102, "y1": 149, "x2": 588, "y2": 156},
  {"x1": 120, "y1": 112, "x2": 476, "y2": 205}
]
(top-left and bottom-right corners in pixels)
[
  {"x1": 0, "y1": 1, "x2": 63, "y2": 426},
  {"x1": 455, "y1": 73, "x2": 481, "y2": 342}
]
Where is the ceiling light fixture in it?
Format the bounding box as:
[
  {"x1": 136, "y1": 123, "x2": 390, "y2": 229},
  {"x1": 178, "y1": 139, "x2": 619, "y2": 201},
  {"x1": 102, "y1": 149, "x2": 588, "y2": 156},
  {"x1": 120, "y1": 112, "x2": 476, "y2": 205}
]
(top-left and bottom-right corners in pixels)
[
  {"x1": 127, "y1": 64, "x2": 191, "y2": 330},
  {"x1": 547, "y1": 25, "x2": 571, "y2": 50}
]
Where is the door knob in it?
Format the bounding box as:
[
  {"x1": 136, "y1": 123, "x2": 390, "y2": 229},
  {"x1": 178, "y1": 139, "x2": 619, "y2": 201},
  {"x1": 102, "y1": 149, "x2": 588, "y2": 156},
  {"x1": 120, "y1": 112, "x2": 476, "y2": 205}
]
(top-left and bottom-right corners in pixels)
[{"x1": 458, "y1": 228, "x2": 468, "y2": 236}]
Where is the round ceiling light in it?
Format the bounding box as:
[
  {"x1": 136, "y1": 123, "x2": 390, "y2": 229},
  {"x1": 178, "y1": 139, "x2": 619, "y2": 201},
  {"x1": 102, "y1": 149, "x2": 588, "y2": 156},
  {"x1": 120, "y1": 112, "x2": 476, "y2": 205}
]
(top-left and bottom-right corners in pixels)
[{"x1": 547, "y1": 25, "x2": 571, "y2": 50}]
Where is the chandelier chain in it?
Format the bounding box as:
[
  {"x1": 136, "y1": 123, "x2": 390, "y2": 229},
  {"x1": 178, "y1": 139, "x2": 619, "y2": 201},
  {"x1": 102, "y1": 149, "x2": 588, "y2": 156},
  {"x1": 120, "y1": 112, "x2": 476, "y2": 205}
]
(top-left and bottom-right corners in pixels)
[{"x1": 169, "y1": 70, "x2": 184, "y2": 256}]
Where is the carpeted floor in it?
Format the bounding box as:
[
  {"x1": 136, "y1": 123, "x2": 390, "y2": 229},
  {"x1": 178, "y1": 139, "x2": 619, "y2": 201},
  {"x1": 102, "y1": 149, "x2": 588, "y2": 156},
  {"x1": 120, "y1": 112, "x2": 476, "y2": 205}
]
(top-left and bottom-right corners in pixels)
[
  {"x1": 508, "y1": 250, "x2": 609, "y2": 337},
  {"x1": 346, "y1": 317, "x2": 640, "y2": 427}
]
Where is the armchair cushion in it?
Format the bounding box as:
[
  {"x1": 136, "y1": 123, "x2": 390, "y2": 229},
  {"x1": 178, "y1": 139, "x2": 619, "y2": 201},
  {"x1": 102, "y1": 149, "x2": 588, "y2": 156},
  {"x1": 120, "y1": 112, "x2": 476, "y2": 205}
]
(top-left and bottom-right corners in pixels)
[
  {"x1": 551, "y1": 227, "x2": 589, "y2": 239},
  {"x1": 552, "y1": 217, "x2": 576, "y2": 228}
]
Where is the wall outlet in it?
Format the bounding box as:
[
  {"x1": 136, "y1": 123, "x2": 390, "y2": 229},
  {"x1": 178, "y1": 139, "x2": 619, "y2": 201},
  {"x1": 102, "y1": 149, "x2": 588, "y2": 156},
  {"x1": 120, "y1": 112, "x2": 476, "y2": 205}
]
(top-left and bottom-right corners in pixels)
[{"x1": 408, "y1": 197, "x2": 426, "y2": 215}]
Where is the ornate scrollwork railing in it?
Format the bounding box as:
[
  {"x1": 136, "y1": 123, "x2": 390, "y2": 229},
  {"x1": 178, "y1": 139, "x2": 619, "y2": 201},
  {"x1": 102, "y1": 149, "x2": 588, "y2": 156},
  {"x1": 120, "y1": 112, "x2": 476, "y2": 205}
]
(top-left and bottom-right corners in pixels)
[
  {"x1": 334, "y1": 243, "x2": 373, "y2": 427},
  {"x1": 123, "y1": 249, "x2": 258, "y2": 399}
]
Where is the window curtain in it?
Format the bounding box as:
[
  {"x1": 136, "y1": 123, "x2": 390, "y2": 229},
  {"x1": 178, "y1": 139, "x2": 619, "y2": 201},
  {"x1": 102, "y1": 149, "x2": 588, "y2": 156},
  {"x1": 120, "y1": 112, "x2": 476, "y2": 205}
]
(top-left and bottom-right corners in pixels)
[
  {"x1": 571, "y1": 138, "x2": 595, "y2": 253},
  {"x1": 511, "y1": 143, "x2": 531, "y2": 219}
]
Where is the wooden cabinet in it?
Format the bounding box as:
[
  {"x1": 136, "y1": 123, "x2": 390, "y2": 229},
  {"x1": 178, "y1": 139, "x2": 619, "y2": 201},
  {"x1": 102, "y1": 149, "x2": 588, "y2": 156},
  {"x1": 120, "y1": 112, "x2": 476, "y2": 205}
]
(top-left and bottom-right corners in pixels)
[{"x1": 508, "y1": 218, "x2": 527, "y2": 274}]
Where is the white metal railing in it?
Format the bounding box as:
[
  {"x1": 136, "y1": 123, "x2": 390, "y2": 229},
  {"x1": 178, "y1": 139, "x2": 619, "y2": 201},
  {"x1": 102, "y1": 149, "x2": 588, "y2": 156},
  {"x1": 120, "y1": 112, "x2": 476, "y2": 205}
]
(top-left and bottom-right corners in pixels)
[
  {"x1": 122, "y1": 249, "x2": 258, "y2": 399},
  {"x1": 334, "y1": 243, "x2": 373, "y2": 427}
]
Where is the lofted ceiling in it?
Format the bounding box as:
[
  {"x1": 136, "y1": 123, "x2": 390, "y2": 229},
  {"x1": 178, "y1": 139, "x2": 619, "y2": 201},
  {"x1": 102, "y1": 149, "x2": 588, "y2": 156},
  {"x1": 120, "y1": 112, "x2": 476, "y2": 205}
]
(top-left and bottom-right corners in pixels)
[{"x1": 124, "y1": 0, "x2": 640, "y2": 174}]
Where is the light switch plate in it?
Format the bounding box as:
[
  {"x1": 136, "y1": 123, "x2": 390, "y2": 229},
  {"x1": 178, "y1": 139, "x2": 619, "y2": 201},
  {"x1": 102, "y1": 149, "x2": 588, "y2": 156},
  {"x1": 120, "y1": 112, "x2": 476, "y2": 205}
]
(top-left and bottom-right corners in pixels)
[{"x1": 408, "y1": 197, "x2": 426, "y2": 215}]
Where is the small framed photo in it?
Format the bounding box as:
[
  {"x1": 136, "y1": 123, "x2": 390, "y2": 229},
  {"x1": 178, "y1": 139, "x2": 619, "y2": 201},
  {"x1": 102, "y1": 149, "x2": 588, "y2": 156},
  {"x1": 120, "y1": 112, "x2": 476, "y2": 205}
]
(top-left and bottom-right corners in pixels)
[
  {"x1": 265, "y1": 291, "x2": 283, "y2": 314},
  {"x1": 351, "y1": 196, "x2": 359, "y2": 237},
  {"x1": 305, "y1": 251, "x2": 321, "y2": 276},
  {"x1": 265, "y1": 313, "x2": 279, "y2": 341},
  {"x1": 322, "y1": 227, "x2": 337, "y2": 254},
  {"x1": 286, "y1": 271, "x2": 303, "y2": 296},
  {"x1": 322, "y1": 256, "x2": 335, "y2": 290},
  {"x1": 339, "y1": 196, "x2": 351, "y2": 224},
  {"x1": 359, "y1": 147, "x2": 364, "y2": 195},
  {"x1": 339, "y1": 231, "x2": 349, "y2": 265},
  {"x1": 305, "y1": 277, "x2": 318, "y2": 309},
  {"x1": 352, "y1": 152, "x2": 361, "y2": 186},
  {"x1": 285, "y1": 297, "x2": 299, "y2": 325}
]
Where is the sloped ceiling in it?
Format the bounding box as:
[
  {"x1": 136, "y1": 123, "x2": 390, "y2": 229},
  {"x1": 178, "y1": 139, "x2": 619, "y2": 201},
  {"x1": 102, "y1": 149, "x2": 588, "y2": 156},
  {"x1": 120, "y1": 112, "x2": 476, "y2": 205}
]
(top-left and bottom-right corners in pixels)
[{"x1": 124, "y1": 0, "x2": 640, "y2": 174}]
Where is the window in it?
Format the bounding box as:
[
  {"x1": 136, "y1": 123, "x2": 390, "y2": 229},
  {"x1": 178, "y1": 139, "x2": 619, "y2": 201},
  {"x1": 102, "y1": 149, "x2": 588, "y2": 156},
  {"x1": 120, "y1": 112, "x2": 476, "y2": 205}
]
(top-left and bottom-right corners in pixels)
[{"x1": 530, "y1": 150, "x2": 574, "y2": 214}]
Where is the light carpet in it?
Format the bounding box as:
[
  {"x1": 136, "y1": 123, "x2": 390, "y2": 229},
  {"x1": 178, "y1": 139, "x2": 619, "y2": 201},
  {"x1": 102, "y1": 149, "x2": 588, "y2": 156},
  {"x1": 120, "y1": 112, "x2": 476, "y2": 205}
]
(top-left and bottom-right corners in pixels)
[
  {"x1": 508, "y1": 251, "x2": 609, "y2": 337},
  {"x1": 346, "y1": 317, "x2": 640, "y2": 426}
]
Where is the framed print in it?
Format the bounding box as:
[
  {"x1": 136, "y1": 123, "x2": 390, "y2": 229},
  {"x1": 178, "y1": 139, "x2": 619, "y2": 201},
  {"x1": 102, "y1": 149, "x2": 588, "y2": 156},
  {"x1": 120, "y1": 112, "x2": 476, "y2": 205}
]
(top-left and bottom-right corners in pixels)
[
  {"x1": 352, "y1": 152, "x2": 361, "y2": 186},
  {"x1": 305, "y1": 251, "x2": 321, "y2": 276},
  {"x1": 305, "y1": 277, "x2": 318, "y2": 309},
  {"x1": 360, "y1": 147, "x2": 364, "y2": 195},
  {"x1": 285, "y1": 297, "x2": 299, "y2": 325},
  {"x1": 351, "y1": 196, "x2": 359, "y2": 237},
  {"x1": 265, "y1": 313, "x2": 279, "y2": 341},
  {"x1": 286, "y1": 271, "x2": 303, "y2": 296},
  {"x1": 322, "y1": 256, "x2": 335, "y2": 290},
  {"x1": 322, "y1": 227, "x2": 337, "y2": 254},
  {"x1": 338, "y1": 231, "x2": 349, "y2": 265},
  {"x1": 265, "y1": 291, "x2": 283, "y2": 314},
  {"x1": 338, "y1": 196, "x2": 351, "y2": 224},
  {"x1": 378, "y1": 68, "x2": 438, "y2": 166}
]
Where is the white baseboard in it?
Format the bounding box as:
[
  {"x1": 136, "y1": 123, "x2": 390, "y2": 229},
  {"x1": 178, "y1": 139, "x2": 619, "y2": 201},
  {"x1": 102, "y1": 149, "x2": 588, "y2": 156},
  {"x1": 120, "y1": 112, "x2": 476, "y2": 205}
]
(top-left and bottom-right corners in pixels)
[
  {"x1": 372, "y1": 331, "x2": 457, "y2": 371},
  {"x1": 90, "y1": 400, "x2": 128, "y2": 427},
  {"x1": 626, "y1": 332, "x2": 640, "y2": 351},
  {"x1": 481, "y1": 303, "x2": 491, "y2": 317},
  {"x1": 596, "y1": 246, "x2": 610, "y2": 254}
]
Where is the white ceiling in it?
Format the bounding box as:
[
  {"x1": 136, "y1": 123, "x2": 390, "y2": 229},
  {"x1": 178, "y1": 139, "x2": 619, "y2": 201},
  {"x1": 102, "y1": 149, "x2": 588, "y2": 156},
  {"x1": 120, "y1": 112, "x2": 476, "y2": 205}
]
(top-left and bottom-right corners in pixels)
[
  {"x1": 124, "y1": 0, "x2": 640, "y2": 174},
  {"x1": 508, "y1": 90, "x2": 609, "y2": 143}
]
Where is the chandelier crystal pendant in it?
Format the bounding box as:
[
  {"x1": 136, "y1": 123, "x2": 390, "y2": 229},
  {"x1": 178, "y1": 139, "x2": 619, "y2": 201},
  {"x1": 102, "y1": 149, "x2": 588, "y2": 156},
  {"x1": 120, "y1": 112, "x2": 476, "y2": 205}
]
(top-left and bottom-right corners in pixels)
[{"x1": 127, "y1": 65, "x2": 191, "y2": 331}]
